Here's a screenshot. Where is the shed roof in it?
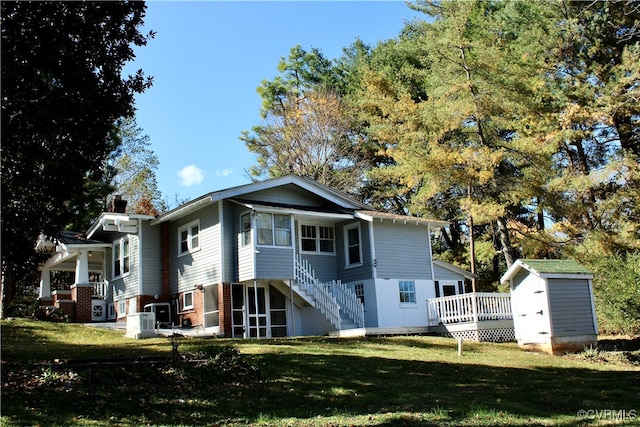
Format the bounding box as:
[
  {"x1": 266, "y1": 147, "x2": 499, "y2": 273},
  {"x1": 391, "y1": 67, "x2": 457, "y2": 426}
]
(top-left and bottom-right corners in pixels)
[{"x1": 501, "y1": 259, "x2": 593, "y2": 283}]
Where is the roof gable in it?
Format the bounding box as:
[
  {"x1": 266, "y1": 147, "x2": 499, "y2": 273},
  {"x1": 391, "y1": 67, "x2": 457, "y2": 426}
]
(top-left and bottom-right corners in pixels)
[{"x1": 153, "y1": 175, "x2": 372, "y2": 224}]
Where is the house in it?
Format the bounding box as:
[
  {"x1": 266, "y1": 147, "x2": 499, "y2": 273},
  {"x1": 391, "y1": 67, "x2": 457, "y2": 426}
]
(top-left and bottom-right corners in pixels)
[
  {"x1": 500, "y1": 259, "x2": 597, "y2": 354},
  {"x1": 38, "y1": 175, "x2": 476, "y2": 338}
]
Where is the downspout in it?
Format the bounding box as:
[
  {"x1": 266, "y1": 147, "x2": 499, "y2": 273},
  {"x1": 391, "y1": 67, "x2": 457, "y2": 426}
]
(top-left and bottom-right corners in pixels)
[
  {"x1": 215, "y1": 201, "x2": 225, "y2": 332},
  {"x1": 138, "y1": 219, "x2": 143, "y2": 311},
  {"x1": 219, "y1": 201, "x2": 225, "y2": 282}
]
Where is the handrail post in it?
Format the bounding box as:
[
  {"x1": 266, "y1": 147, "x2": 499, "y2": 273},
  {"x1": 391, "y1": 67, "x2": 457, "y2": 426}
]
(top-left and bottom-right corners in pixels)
[{"x1": 471, "y1": 292, "x2": 479, "y2": 324}]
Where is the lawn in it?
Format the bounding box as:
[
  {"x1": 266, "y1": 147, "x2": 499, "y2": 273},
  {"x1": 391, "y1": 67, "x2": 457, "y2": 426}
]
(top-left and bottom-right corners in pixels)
[{"x1": 1, "y1": 318, "x2": 639, "y2": 426}]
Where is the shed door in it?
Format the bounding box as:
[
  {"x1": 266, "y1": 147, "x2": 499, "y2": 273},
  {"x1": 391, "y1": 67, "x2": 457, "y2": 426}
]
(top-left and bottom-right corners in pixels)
[{"x1": 519, "y1": 288, "x2": 549, "y2": 344}]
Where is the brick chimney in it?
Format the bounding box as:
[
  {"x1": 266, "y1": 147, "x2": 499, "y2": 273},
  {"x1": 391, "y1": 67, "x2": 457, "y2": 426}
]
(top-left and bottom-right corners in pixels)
[{"x1": 109, "y1": 195, "x2": 128, "y2": 213}]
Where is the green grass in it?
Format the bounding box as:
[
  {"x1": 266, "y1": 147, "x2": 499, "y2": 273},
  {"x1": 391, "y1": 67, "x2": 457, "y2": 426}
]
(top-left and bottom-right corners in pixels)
[{"x1": 2, "y1": 318, "x2": 639, "y2": 426}]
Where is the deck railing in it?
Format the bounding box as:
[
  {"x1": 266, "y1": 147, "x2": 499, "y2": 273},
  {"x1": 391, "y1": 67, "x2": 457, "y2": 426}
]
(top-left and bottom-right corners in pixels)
[{"x1": 427, "y1": 292, "x2": 512, "y2": 326}]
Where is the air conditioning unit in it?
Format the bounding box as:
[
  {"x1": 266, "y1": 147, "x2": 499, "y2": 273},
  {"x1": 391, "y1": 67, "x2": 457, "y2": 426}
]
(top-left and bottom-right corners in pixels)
[
  {"x1": 125, "y1": 312, "x2": 157, "y2": 339},
  {"x1": 144, "y1": 302, "x2": 172, "y2": 327}
]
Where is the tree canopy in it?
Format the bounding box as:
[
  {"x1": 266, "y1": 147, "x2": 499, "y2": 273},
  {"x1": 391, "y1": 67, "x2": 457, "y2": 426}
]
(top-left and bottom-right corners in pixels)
[
  {"x1": 107, "y1": 118, "x2": 166, "y2": 216},
  {"x1": 1, "y1": 1, "x2": 153, "y2": 314},
  {"x1": 244, "y1": 0, "x2": 639, "y2": 291}
]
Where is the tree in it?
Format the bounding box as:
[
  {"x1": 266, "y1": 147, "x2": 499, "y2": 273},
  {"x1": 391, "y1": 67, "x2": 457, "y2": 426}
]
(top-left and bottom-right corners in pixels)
[
  {"x1": 540, "y1": 0, "x2": 640, "y2": 254},
  {"x1": 242, "y1": 46, "x2": 369, "y2": 196},
  {"x1": 351, "y1": 0, "x2": 556, "y2": 276},
  {"x1": 1, "y1": 1, "x2": 153, "y2": 316},
  {"x1": 107, "y1": 118, "x2": 166, "y2": 216}
]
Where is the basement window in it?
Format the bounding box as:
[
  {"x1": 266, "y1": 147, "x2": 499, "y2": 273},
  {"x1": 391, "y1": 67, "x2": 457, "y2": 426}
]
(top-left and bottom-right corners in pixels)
[{"x1": 182, "y1": 291, "x2": 194, "y2": 311}]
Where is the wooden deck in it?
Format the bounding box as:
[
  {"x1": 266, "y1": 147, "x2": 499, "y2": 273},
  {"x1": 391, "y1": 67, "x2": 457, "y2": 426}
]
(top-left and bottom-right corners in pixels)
[{"x1": 427, "y1": 292, "x2": 515, "y2": 342}]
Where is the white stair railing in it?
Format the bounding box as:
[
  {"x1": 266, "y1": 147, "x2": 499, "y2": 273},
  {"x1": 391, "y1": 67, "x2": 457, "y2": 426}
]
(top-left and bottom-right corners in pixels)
[
  {"x1": 332, "y1": 281, "x2": 365, "y2": 328},
  {"x1": 294, "y1": 255, "x2": 341, "y2": 330}
]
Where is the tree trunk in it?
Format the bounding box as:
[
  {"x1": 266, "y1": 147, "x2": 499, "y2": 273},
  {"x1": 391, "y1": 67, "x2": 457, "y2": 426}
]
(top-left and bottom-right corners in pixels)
[
  {"x1": 0, "y1": 264, "x2": 15, "y2": 319},
  {"x1": 496, "y1": 216, "x2": 517, "y2": 268}
]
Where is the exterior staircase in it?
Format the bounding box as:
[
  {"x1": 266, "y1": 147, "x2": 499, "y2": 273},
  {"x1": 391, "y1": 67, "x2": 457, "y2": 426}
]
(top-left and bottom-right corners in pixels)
[{"x1": 293, "y1": 254, "x2": 364, "y2": 332}]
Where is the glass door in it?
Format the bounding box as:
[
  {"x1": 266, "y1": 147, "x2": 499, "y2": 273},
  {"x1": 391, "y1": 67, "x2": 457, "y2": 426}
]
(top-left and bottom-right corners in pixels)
[
  {"x1": 247, "y1": 286, "x2": 268, "y2": 338},
  {"x1": 231, "y1": 284, "x2": 245, "y2": 338}
]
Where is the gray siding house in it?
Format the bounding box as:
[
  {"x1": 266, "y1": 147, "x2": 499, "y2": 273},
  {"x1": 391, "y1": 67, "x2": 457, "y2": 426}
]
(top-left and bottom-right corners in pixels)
[{"x1": 38, "y1": 175, "x2": 474, "y2": 338}]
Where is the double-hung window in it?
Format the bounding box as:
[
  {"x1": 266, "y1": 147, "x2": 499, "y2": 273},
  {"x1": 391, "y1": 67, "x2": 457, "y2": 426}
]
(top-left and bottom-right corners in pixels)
[
  {"x1": 117, "y1": 300, "x2": 126, "y2": 318},
  {"x1": 113, "y1": 238, "x2": 129, "y2": 277},
  {"x1": 300, "y1": 224, "x2": 335, "y2": 254},
  {"x1": 256, "y1": 213, "x2": 291, "y2": 247},
  {"x1": 399, "y1": 280, "x2": 416, "y2": 303},
  {"x1": 179, "y1": 220, "x2": 200, "y2": 255},
  {"x1": 344, "y1": 223, "x2": 362, "y2": 267}
]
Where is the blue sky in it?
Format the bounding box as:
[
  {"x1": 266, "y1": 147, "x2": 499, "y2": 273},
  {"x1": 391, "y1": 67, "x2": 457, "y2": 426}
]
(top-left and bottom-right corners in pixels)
[{"x1": 126, "y1": 1, "x2": 423, "y2": 205}]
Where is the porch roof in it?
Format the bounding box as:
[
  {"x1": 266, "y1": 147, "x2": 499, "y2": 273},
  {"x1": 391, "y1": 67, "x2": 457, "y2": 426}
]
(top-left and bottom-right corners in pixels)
[
  {"x1": 38, "y1": 231, "x2": 111, "y2": 270},
  {"x1": 433, "y1": 259, "x2": 479, "y2": 279},
  {"x1": 37, "y1": 230, "x2": 110, "y2": 250},
  {"x1": 355, "y1": 211, "x2": 449, "y2": 228},
  {"x1": 87, "y1": 212, "x2": 156, "y2": 238}
]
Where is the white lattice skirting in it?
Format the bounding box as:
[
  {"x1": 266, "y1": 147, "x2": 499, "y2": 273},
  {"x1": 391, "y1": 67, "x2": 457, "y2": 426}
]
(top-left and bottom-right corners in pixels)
[{"x1": 438, "y1": 327, "x2": 515, "y2": 343}]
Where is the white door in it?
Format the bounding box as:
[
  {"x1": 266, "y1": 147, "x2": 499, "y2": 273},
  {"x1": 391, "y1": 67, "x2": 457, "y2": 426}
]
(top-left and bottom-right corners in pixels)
[{"x1": 519, "y1": 288, "x2": 549, "y2": 344}]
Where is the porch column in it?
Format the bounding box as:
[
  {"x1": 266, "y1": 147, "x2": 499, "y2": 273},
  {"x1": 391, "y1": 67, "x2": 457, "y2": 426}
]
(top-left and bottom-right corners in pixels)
[
  {"x1": 75, "y1": 250, "x2": 90, "y2": 285},
  {"x1": 39, "y1": 268, "x2": 51, "y2": 299}
]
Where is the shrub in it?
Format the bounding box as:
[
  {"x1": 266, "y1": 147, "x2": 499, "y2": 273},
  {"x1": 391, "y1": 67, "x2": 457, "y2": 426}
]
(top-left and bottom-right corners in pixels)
[{"x1": 587, "y1": 252, "x2": 640, "y2": 335}]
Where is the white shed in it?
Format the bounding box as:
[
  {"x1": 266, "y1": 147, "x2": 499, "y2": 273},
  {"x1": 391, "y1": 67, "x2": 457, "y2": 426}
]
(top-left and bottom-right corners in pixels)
[{"x1": 501, "y1": 259, "x2": 597, "y2": 355}]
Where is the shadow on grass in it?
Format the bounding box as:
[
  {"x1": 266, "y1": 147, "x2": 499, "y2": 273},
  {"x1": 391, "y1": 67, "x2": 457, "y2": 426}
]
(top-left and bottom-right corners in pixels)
[
  {"x1": 3, "y1": 346, "x2": 638, "y2": 426},
  {"x1": 1, "y1": 320, "x2": 171, "y2": 362}
]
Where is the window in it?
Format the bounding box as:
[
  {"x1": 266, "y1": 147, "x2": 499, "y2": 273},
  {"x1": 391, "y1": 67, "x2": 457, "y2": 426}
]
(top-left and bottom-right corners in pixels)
[
  {"x1": 354, "y1": 283, "x2": 365, "y2": 305},
  {"x1": 241, "y1": 213, "x2": 252, "y2": 246},
  {"x1": 344, "y1": 223, "x2": 362, "y2": 267},
  {"x1": 183, "y1": 291, "x2": 194, "y2": 311},
  {"x1": 300, "y1": 224, "x2": 335, "y2": 254},
  {"x1": 443, "y1": 285, "x2": 456, "y2": 296},
  {"x1": 178, "y1": 220, "x2": 200, "y2": 255},
  {"x1": 399, "y1": 280, "x2": 416, "y2": 303},
  {"x1": 117, "y1": 300, "x2": 126, "y2": 318},
  {"x1": 256, "y1": 213, "x2": 291, "y2": 247},
  {"x1": 113, "y1": 238, "x2": 129, "y2": 277}
]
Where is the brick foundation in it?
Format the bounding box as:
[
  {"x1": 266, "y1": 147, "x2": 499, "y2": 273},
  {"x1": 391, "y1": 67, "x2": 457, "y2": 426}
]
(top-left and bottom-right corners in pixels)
[
  {"x1": 56, "y1": 300, "x2": 76, "y2": 320},
  {"x1": 177, "y1": 287, "x2": 204, "y2": 327}
]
